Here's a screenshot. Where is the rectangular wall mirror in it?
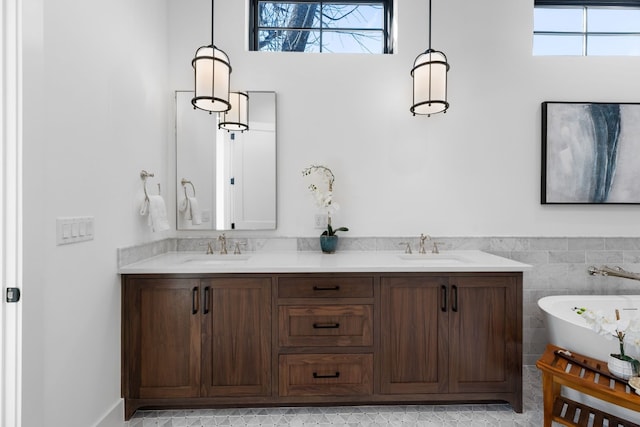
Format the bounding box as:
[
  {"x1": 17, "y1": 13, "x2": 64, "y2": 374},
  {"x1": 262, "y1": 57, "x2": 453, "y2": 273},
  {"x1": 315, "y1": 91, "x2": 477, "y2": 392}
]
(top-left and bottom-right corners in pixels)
[{"x1": 176, "y1": 91, "x2": 276, "y2": 230}]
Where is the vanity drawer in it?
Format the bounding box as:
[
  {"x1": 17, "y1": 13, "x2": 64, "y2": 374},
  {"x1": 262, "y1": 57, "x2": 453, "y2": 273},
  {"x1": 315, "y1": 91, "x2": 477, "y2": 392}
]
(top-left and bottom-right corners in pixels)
[
  {"x1": 279, "y1": 305, "x2": 373, "y2": 347},
  {"x1": 279, "y1": 354, "x2": 373, "y2": 397},
  {"x1": 278, "y1": 276, "x2": 373, "y2": 299}
]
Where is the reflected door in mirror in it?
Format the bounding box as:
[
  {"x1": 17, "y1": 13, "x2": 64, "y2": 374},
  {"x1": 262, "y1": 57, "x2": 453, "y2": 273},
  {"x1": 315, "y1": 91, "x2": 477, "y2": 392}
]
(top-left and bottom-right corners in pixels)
[{"x1": 176, "y1": 91, "x2": 276, "y2": 230}]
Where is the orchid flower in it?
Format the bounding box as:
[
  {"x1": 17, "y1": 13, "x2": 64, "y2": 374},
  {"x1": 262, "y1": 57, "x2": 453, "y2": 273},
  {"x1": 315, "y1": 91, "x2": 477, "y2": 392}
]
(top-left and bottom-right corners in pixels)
[{"x1": 302, "y1": 165, "x2": 349, "y2": 236}]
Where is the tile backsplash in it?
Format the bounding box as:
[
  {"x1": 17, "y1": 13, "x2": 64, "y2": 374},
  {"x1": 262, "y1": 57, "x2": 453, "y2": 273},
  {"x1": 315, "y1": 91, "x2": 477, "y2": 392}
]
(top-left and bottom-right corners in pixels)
[{"x1": 118, "y1": 236, "x2": 640, "y2": 364}]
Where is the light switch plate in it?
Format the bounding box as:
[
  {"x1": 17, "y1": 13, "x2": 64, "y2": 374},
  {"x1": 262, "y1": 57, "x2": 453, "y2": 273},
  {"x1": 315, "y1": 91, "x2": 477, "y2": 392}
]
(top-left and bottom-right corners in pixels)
[
  {"x1": 314, "y1": 214, "x2": 328, "y2": 229},
  {"x1": 56, "y1": 216, "x2": 94, "y2": 245}
]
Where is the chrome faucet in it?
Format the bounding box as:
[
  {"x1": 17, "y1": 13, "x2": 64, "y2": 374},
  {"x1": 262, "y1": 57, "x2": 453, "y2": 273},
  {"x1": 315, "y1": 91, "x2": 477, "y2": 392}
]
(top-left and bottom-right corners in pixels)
[
  {"x1": 589, "y1": 265, "x2": 640, "y2": 281},
  {"x1": 399, "y1": 242, "x2": 412, "y2": 254},
  {"x1": 218, "y1": 233, "x2": 228, "y2": 254},
  {"x1": 418, "y1": 234, "x2": 431, "y2": 254}
]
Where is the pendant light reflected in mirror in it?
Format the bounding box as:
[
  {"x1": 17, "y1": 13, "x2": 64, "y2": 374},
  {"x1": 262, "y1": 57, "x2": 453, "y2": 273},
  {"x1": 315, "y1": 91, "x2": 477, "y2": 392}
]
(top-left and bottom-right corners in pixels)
[
  {"x1": 191, "y1": 0, "x2": 232, "y2": 113},
  {"x1": 219, "y1": 91, "x2": 249, "y2": 132},
  {"x1": 411, "y1": 0, "x2": 450, "y2": 117}
]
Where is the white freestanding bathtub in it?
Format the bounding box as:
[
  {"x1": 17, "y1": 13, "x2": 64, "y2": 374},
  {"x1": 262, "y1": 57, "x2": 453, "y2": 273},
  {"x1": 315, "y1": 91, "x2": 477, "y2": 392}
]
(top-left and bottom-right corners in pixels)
[
  {"x1": 538, "y1": 294, "x2": 640, "y2": 361},
  {"x1": 538, "y1": 294, "x2": 640, "y2": 422}
]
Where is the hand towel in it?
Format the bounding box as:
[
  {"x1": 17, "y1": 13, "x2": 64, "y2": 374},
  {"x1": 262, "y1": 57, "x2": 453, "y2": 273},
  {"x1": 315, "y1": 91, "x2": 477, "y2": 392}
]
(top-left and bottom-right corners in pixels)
[
  {"x1": 187, "y1": 196, "x2": 202, "y2": 225},
  {"x1": 178, "y1": 197, "x2": 189, "y2": 213},
  {"x1": 141, "y1": 195, "x2": 170, "y2": 232}
]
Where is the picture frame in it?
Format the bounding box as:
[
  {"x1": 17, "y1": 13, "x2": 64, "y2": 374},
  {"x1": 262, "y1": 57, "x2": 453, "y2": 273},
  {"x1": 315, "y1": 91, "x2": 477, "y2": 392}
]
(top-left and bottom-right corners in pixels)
[{"x1": 541, "y1": 101, "x2": 640, "y2": 204}]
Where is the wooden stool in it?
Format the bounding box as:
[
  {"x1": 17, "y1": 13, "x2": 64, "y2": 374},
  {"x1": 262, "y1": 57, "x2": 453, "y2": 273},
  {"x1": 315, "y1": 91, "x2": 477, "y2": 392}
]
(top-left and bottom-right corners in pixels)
[{"x1": 536, "y1": 344, "x2": 640, "y2": 427}]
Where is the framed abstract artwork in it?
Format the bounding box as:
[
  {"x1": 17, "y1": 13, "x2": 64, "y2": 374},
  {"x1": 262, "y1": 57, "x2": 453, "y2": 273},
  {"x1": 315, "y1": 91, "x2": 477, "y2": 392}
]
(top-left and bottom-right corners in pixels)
[{"x1": 542, "y1": 101, "x2": 640, "y2": 204}]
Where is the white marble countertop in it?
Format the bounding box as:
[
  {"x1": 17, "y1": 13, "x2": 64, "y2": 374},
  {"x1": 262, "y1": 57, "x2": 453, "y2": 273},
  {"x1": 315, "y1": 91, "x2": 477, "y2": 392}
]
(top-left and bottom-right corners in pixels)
[{"x1": 118, "y1": 250, "x2": 531, "y2": 274}]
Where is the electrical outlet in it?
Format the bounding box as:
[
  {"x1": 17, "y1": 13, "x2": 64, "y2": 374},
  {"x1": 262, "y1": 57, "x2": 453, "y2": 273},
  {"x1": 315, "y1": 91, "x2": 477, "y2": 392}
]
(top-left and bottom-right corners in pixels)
[{"x1": 314, "y1": 214, "x2": 328, "y2": 229}]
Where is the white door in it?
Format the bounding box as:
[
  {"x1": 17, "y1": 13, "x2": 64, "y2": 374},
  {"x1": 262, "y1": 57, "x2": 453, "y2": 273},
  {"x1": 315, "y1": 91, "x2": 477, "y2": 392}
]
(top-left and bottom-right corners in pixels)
[{"x1": 1, "y1": 0, "x2": 23, "y2": 425}]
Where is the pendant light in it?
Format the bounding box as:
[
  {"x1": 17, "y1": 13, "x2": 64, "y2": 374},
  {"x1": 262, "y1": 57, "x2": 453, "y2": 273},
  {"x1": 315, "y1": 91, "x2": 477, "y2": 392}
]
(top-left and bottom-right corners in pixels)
[
  {"x1": 410, "y1": 0, "x2": 450, "y2": 116},
  {"x1": 219, "y1": 91, "x2": 249, "y2": 132},
  {"x1": 191, "y1": 0, "x2": 232, "y2": 113}
]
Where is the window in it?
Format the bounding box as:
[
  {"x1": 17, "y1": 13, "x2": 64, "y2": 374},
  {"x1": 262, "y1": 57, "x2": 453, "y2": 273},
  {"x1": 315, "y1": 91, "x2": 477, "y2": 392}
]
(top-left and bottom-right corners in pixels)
[
  {"x1": 249, "y1": 1, "x2": 394, "y2": 54},
  {"x1": 534, "y1": 0, "x2": 640, "y2": 55}
]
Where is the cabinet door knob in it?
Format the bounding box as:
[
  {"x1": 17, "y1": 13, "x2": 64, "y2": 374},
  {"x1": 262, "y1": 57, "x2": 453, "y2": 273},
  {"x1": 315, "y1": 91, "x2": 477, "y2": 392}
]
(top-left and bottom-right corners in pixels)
[{"x1": 313, "y1": 372, "x2": 340, "y2": 379}]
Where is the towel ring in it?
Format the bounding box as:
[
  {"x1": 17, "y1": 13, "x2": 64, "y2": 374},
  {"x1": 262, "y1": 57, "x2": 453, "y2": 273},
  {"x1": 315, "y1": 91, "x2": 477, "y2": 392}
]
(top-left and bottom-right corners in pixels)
[
  {"x1": 141, "y1": 170, "x2": 161, "y2": 202},
  {"x1": 181, "y1": 178, "x2": 196, "y2": 198}
]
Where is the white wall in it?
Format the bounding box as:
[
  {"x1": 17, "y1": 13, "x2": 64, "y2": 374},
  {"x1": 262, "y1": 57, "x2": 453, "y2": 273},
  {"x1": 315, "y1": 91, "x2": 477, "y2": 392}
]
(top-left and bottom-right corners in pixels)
[
  {"x1": 21, "y1": 0, "x2": 171, "y2": 426},
  {"x1": 171, "y1": 0, "x2": 640, "y2": 237}
]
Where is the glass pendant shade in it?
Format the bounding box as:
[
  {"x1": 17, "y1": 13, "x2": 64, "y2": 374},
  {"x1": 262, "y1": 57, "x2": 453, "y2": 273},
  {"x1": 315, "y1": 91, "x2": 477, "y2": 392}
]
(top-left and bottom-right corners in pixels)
[
  {"x1": 191, "y1": 45, "x2": 232, "y2": 113},
  {"x1": 219, "y1": 91, "x2": 249, "y2": 132},
  {"x1": 411, "y1": 49, "x2": 449, "y2": 116}
]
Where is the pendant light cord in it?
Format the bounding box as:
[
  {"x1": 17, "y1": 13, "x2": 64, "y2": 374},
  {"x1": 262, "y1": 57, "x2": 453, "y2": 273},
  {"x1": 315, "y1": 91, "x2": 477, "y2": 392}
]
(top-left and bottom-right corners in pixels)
[
  {"x1": 428, "y1": 0, "x2": 432, "y2": 51},
  {"x1": 211, "y1": 0, "x2": 219, "y2": 49}
]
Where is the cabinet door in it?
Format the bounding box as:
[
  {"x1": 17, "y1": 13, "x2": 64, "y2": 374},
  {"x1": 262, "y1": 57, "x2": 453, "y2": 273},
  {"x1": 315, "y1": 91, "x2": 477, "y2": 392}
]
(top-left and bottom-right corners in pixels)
[
  {"x1": 448, "y1": 275, "x2": 520, "y2": 393},
  {"x1": 201, "y1": 277, "x2": 272, "y2": 397},
  {"x1": 380, "y1": 276, "x2": 449, "y2": 394},
  {"x1": 123, "y1": 278, "x2": 202, "y2": 399}
]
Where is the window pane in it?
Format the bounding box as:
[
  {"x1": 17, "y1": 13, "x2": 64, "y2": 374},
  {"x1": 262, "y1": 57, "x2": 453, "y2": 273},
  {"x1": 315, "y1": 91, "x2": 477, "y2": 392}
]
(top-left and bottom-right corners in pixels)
[
  {"x1": 258, "y1": 2, "x2": 320, "y2": 28},
  {"x1": 258, "y1": 29, "x2": 320, "y2": 52},
  {"x1": 322, "y1": 4, "x2": 384, "y2": 29},
  {"x1": 588, "y1": 35, "x2": 640, "y2": 55},
  {"x1": 534, "y1": 7, "x2": 583, "y2": 32},
  {"x1": 588, "y1": 8, "x2": 640, "y2": 32},
  {"x1": 322, "y1": 30, "x2": 383, "y2": 53},
  {"x1": 252, "y1": 0, "x2": 391, "y2": 53},
  {"x1": 533, "y1": 34, "x2": 584, "y2": 55}
]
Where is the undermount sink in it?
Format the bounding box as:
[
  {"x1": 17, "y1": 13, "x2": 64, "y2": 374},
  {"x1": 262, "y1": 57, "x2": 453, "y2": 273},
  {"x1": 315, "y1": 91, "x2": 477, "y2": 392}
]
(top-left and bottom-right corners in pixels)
[
  {"x1": 397, "y1": 253, "x2": 467, "y2": 264},
  {"x1": 181, "y1": 254, "x2": 251, "y2": 265}
]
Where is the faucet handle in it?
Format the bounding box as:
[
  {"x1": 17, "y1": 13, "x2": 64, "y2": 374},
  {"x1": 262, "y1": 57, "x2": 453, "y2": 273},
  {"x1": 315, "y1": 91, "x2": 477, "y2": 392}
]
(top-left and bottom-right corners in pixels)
[
  {"x1": 200, "y1": 240, "x2": 215, "y2": 254},
  {"x1": 432, "y1": 242, "x2": 444, "y2": 254},
  {"x1": 399, "y1": 242, "x2": 412, "y2": 254},
  {"x1": 233, "y1": 242, "x2": 246, "y2": 255}
]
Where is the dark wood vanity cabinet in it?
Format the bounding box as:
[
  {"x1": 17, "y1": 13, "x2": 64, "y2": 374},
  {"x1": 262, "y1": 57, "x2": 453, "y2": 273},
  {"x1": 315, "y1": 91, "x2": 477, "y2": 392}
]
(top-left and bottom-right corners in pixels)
[
  {"x1": 121, "y1": 275, "x2": 271, "y2": 419},
  {"x1": 122, "y1": 271, "x2": 522, "y2": 420},
  {"x1": 276, "y1": 275, "x2": 375, "y2": 399},
  {"x1": 379, "y1": 274, "x2": 522, "y2": 412}
]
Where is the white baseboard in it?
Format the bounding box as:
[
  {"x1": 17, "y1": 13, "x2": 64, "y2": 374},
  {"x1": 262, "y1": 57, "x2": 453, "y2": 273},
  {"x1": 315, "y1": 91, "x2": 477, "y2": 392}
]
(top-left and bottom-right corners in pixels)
[{"x1": 92, "y1": 399, "x2": 125, "y2": 427}]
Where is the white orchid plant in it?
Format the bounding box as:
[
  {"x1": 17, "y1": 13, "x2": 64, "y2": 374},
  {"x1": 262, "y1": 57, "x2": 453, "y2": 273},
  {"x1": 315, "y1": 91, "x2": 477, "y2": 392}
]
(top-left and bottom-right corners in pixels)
[
  {"x1": 574, "y1": 306, "x2": 640, "y2": 370},
  {"x1": 302, "y1": 165, "x2": 348, "y2": 236}
]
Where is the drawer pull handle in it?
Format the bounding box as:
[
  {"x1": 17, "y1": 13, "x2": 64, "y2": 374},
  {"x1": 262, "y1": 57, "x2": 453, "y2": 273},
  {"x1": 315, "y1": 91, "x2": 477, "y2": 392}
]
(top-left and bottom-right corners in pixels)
[
  {"x1": 313, "y1": 372, "x2": 340, "y2": 379},
  {"x1": 191, "y1": 286, "x2": 199, "y2": 315},
  {"x1": 452, "y1": 285, "x2": 458, "y2": 312},
  {"x1": 312, "y1": 322, "x2": 340, "y2": 329},
  {"x1": 313, "y1": 285, "x2": 340, "y2": 291},
  {"x1": 204, "y1": 286, "x2": 210, "y2": 314}
]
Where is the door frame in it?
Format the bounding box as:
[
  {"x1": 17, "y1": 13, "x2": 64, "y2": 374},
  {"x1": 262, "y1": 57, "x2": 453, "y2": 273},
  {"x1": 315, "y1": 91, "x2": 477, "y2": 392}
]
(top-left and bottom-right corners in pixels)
[{"x1": 1, "y1": 0, "x2": 23, "y2": 425}]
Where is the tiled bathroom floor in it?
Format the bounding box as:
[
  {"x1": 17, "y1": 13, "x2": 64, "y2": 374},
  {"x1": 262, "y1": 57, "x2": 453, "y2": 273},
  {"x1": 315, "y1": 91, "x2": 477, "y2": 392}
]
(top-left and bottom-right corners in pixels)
[{"x1": 127, "y1": 366, "x2": 546, "y2": 426}]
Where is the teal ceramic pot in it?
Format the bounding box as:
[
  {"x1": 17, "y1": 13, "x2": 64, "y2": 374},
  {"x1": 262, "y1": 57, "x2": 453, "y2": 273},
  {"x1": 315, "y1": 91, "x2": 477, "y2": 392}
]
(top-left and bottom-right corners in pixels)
[{"x1": 320, "y1": 235, "x2": 338, "y2": 253}]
